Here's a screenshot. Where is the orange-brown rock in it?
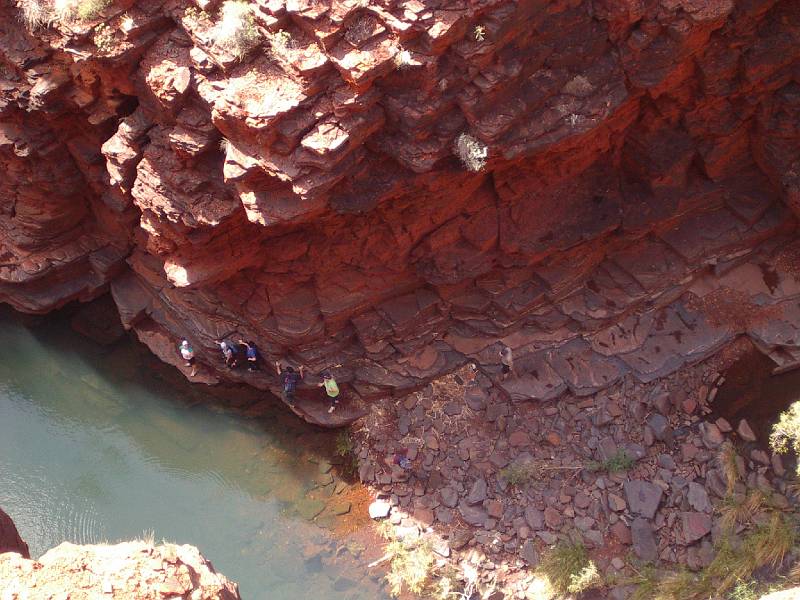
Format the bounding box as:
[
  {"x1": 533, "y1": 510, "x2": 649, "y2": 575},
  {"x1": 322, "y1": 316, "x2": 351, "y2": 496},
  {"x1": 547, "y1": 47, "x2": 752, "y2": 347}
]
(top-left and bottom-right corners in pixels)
[
  {"x1": 0, "y1": 0, "x2": 798, "y2": 423},
  {"x1": 0, "y1": 540, "x2": 240, "y2": 599}
]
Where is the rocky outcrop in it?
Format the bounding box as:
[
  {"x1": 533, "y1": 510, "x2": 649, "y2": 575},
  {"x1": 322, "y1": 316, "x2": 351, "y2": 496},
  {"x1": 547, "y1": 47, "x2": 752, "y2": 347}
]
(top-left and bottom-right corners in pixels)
[
  {"x1": 0, "y1": 540, "x2": 240, "y2": 599},
  {"x1": 0, "y1": 0, "x2": 799, "y2": 422},
  {"x1": 0, "y1": 508, "x2": 29, "y2": 558}
]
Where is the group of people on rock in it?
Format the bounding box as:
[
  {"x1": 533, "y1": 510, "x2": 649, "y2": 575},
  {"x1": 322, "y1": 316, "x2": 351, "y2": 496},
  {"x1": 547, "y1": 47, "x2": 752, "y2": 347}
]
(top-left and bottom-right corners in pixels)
[{"x1": 177, "y1": 338, "x2": 341, "y2": 414}]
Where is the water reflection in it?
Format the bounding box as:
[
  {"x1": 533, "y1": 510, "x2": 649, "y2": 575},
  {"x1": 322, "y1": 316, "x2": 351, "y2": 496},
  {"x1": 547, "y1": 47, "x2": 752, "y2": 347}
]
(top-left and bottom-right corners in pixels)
[{"x1": 0, "y1": 307, "x2": 386, "y2": 600}]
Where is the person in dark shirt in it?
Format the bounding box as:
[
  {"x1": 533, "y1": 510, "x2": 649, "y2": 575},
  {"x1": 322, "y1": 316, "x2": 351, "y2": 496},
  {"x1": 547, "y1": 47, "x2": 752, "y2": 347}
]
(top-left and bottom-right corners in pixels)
[
  {"x1": 239, "y1": 339, "x2": 260, "y2": 372},
  {"x1": 275, "y1": 361, "x2": 304, "y2": 404}
]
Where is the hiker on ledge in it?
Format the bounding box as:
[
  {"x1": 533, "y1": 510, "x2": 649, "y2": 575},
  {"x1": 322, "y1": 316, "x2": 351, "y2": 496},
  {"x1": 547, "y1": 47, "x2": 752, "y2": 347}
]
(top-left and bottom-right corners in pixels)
[
  {"x1": 500, "y1": 345, "x2": 514, "y2": 381},
  {"x1": 239, "y1": 339, "x2": 260, "y2": 372},
  {"x1": 179, "y1": 340, "x2": 197, "y2": 377},
  {"x1": 318, "y1": 371, "x2": 340, "y2": 414},
  {"x1": 215, "y1": 339, "x2": 238, "y2": 369},
  {"x1": 276, "y1": 361, "x2": 304, "y2": 405}
]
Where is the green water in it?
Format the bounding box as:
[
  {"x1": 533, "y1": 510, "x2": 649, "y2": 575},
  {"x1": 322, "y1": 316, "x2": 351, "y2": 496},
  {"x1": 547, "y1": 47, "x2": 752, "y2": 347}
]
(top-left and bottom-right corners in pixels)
[{"x1": 0, "y1": 308, "x2": 385, "y2": 599}]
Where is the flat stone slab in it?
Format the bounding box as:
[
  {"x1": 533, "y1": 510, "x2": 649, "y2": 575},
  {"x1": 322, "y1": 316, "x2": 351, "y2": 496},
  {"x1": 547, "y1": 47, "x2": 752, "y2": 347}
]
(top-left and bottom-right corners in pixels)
[
  {"x1": 500, "y1": 353, "x2": 566, "y2": 401},
  {"x1": 548, "y1": 340, "x2": 627, "y2": 396},
  {"x1": 624, "y1": 480, "x2": 663, "y2": 519},
  {"x1": 681, "y1": 511, "x2": 712, "y2": 543},
  {"x1": 631, "y1": 518, "x2": 658, "y2": 562}
]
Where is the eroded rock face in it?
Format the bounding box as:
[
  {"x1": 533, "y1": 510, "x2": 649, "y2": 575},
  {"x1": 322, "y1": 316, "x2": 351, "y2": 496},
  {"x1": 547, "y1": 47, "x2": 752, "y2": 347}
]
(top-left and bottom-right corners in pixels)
[
  {"x1": 0, "y1": 508, "x2": 29, "y2": 558},
  {"x1": 0, "y1": 540, "x2": 241, "y2": 599},
  {"x1": 0, "y1": 0, "x2": 799, "y2": 417}
]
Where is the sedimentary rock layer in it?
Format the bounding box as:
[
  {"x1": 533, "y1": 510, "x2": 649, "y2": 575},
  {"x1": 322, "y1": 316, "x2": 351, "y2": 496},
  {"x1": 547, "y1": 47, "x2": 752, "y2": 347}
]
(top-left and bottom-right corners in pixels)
[{"x1": 0, "y1": 0, "x2": 799, "y2": 420}]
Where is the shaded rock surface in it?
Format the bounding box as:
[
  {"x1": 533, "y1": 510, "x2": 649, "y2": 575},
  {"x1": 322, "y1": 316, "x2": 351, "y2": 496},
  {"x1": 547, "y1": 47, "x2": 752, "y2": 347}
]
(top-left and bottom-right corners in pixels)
[
  {"x1": 0, "y1": 540, "x2": 240, "y2": 599},
  {"x1": 0, "y1": 508, "x2": 28, "y2": 559}
]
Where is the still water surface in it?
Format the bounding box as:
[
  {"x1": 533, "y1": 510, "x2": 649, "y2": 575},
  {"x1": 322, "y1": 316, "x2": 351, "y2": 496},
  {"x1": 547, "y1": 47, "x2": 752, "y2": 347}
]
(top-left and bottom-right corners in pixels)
[{"x1": 0, "y1": 308, "x2": 385, "y2": 599}]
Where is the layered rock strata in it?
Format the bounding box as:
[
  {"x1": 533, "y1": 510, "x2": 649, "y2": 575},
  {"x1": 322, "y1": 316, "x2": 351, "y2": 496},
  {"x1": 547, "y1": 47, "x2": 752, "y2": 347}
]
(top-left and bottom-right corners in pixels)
[
  {"x1": 0, "y1": 540, "x2": 241, "y2": 599},
  {"x1": 0, "y1": 0, "x2": 799, "y2": 422}
]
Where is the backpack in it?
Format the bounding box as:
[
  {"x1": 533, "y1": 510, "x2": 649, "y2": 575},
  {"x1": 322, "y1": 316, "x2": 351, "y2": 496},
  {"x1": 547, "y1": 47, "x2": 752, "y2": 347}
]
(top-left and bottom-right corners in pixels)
[{"x1": 283, "y1": 372, "x2": 297, "y2": 394}]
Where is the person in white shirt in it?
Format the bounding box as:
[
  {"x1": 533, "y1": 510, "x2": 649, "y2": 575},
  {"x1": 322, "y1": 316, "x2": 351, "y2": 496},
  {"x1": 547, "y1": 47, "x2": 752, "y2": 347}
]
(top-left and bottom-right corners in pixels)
[{"x1": 179, "y1": 340, "x2": 198, "y2": 377}]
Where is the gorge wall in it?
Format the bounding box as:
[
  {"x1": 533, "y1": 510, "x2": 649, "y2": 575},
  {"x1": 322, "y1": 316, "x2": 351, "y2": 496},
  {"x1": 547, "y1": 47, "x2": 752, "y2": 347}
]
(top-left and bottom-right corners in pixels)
[{"x1": 1, "y1": 0, "x2": 799, "y2": 421}]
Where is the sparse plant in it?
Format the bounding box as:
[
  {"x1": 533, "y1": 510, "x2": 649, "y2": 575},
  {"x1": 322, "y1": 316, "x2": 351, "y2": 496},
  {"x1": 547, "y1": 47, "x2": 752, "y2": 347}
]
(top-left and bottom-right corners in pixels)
[
  {"x1": 453, "y1": 133, "x2": 488, "y2": 172},
  {"x1": 536, "y1": 542, "x2": 602, "y2": 597},
  {"x1": 586, "y1": 449, "x2": 634, "y2": 474},
  {"x1": 500, "y1": 462, "x2": 538, "y2": 487},
  {"x1": 385, "y1": 537, "x2": 437, "y2": 597},
  {"x1": 183, "y1": 5, "x2": 210, "y2": 24},
  {"x1": 92, "y1": 22, "x2": 115, "y2": 52},
  {"x1": 393, "y1": 47, "x2": 413, "y2": 69},
  {"x1": 266, "y1": 29, "x2": 293, "y2": 58},
  {"x1": 728, "y1": 579, "x2": 759, "y2": 600},
  {"x1": 215, "y1": 0, "x2": 261, "y2": 59},
  {"x1": 120, "y1": 12, "x2": 133, "y2": 32},
  {"x1": 335, "y1": 429, "x2": 353, "y2": 457},
  {"x1": 718, "y1": 490, "x2": 765, "y2": 532},
  {"x1": 473, "y1": 25, "x2": 486, "y2": 41},
  {"x1": 76, "y1": 0, "x2": 110, "y2": 21},
  {"x1": 18, "y1": 0, "x2": 52, "y2": 29},
  {"x1": 718, "y1": 442, "x2": 740, "y2": 495},
  {"x1": 770, "y1": 400, "x2": 800, "y2": 477}
]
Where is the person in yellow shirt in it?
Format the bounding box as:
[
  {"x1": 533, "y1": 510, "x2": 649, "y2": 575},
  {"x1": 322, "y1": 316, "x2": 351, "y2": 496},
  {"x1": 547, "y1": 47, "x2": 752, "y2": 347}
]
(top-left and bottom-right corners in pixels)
[{"x1": 318, "y1": 371, "x2": 340, "y2": 414}]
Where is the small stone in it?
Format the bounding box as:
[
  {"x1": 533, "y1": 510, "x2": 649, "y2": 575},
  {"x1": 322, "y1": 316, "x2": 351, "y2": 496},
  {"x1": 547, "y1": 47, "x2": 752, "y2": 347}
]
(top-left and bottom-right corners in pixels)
[
  {"x1": 751, "y1": 449, "x2": 770, "y2": 465},
  {"x1": 415, "y1": 507, "x2": 435, "y2": 526},
  {"x1": 682, "y1": 397, "x2": 697, "y2": 414},
  {"x1": 681, "y1": 512, "x2": 712, "y2": 543},
  {"x1": 464, "y1": 387, "x2": 487, "y2": 411},
  {"x1": 687, "y1": 483, "x2": 711, "y2": 513},
  {"x1": 575, "y1": 492, "x2": 591, "y2": 509},
  {"x1": 772, "y1": 453, "x2": 786, "y2": 477},
  {"x1": 440, "y1": 487, "x2": 459, "y2": 508},
  {"x1": 715, "y1": 417, "x2": 732, "y2": 433},
  {"x1": 368, "y1": 500, "x2": 392, "y2": 520},
  {"x1": 521, "y1": 540, "x2": 539, "y2": 566},
  {"x1": 450, "y1": 529, "x2": 472, "y2": 550},
  {"x1": 610, "y1": 521, "x2": 631, "y2": 544},
  {"x1": 653, "y1": 391, "x2": 672, "y2": 415},
  {"x1": 647, "y1": 414, "x2": 672, "y2": 442},
  {"x1": 643, "y1": 426, "x2": 655, "y2": 447},
  {"x1": 432, "y1": 539, "x2": 450, "y2": 557},
  {"x1": 509, "y1": 431, "x2": 531, "y2": 447},
  {"x1": 467, "y1": 478, "x2": 488, "y2": 505},
  {"x1": 608, "y1": 493, "x2": 627, "y2": 512},
  {"x1": 459, "y1": 501, "x2": 487, "y2": 527},
  {"x1": 631, "y1": 518, "x2": 658, "y2": 562},
  {"x1": 658, "y1": 454, "x2": 676, "y2": 470},
  {"x1": 546, "y1": 431, "x2": 562, "y2": 446},
  {"x1": 486, "y1": 500, "x2": 503, "y2": 519},
  {"x1": 525, "y1": 507, "x2": 544, "y2": 530},
  {"x1": 333, "y1": 501, "x2": 352, "y2": 515},
  {"x1": 624, "y1": 480, "x2": 663, "y2": 519},
  {"x1": 611, "y1": 557, "x2": 625, "y2": 570},
  {"x1": 681, "y1": 442, "x2": 698, "y2": 462},
  {"x1": 700, "y1": 422, "x2": 724, "y2": 447},
  {"x1": 425, "y1": 434, "x2": 440, "y2": 450},
  {"x1": 544, "y1": 507, "x2": 563, "y2": 529},
  {"x1": 738, "y1": 419, "x2": 757, "y2": 442}
]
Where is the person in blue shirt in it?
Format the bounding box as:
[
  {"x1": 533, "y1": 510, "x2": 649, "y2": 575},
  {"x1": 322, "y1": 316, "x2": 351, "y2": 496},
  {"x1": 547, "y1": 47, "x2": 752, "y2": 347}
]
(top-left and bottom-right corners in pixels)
[
  {"x1": 275, "y1": 361, "x2": 304, "y2": 405},
  {"x1": 239, "y1": 339, "x2": 260, "y2": 372}
]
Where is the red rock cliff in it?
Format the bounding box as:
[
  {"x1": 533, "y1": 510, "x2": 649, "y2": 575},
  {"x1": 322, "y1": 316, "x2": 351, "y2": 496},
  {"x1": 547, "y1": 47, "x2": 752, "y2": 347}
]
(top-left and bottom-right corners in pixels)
[{"x1": 0, "y1": 0, "x2": 799, "y2": 420}]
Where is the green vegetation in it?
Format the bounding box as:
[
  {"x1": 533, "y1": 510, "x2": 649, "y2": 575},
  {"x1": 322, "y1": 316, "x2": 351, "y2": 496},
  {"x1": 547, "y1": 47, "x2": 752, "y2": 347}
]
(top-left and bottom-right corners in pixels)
[
  {"x1": 536, "y1": 542, "x2": 602, "y2": 597},
  {"x1": 718, "y1": 442, "x2": 740, "y2": 495},
  {"x1": 586, "y1": 449, "x2": 635, "y2": 474},
  {"x1": 628, "y1": 513, "x2": 796, "y2": 600},
  {"x1": 333, "y1": 429, "x2": 359, "y2": 478},
  {"x1": 385, "y1": 537, "x2": 437, "y2": 597},
  {"x1": 215, "y1": 0, "x2": 261, "y2": 59},
  {"x1": 499, "y1": 462, "x2": 538, "y2": 487},
  {"x1": 453, "y1": 133, "x2": 488, "y2": 172},
  {"x1": 76, "y1": 0, "x2": 110, "y2": 21},
  {"x1": 770, "y1": 400, "x2": 800, "y2": 477},
  {"x1": 334, "y1": 429, "x2": 353, "y2": 457}
]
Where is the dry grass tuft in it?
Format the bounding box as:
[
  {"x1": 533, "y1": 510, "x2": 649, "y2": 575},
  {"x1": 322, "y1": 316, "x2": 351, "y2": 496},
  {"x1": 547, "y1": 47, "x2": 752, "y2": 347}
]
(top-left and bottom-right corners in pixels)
[{"x1": 214, "y1": 0, "x2": 261, "y2": 59}]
